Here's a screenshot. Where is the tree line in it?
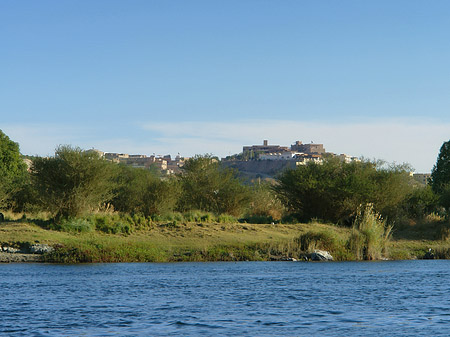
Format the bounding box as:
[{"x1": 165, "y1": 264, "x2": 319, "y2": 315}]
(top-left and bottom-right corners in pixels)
[{"x1": 1, "y1": 129, "x2": 449, "y2": 226}]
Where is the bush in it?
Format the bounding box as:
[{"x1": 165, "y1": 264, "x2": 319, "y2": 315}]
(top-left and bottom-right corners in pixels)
[
  {"x1": 183, "y1": 210, "x2": 205, "y2": 222},
  {"x1": 54, "y1": 218, "x2": 94, "y2": 233},
  {"x1": 216, "y1": 214, "x2": 237, "y2": 223},
  {"x1": 201, "y1": 213, "x2": 213, "y2": 222},
  {"x1": 131, "y1": 213, "x2": 152, "y2": 230},
  {"x1": 241, "y1": 214, "x2": 276, "y2": 224},
  {"x1": 89, "y1": 214, "x2": 131, "y2": 235},
  {"x1": 296, "y1": 231, "x2": 339, "y2": 252},
  {"x1": 247, "y1": 182, "x2": 285, "y2": 221}
]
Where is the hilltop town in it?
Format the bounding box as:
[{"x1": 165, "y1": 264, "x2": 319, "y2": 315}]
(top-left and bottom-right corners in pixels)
[
  {"x1": 91, "y1": 139, "x2": 430, "y2": 184},
  {"x1": 222, "y1": 140, "x2": 359, "y2": 179},
  {"x1": 93, "y1": 140, "x2": 359, "y2": 178}
]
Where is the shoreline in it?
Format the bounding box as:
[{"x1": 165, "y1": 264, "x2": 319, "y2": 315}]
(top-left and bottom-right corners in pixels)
[
  {"x1": 0, "y1": 253, "x2": 436, "y2": 264},
  {"x1": 0, "y1": 219, "x2": 448, "y2": 263},
  {"x1": 0, "y1": 252, "x2": 42, "y2": 263}
]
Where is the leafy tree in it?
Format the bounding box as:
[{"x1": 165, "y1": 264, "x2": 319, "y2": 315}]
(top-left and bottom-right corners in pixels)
[
  {"x1": 178, "y1": 155, "x2": 251, "y2": 216},
  {"x1": 112, "y1": 165, "x2": 180, "y2": 216},
  {"x1": 31, "y1": 145, "x2": 117, "y2": 219},
  {"x1": 143, "y1": 177, "x2": 180, "y2": 216},
  {"x1": 274, "y1": 158, "x2": 414, "y2": 224},
  {"x1": 0, "y1": 130, "x2": 28, "y2": 210},
  {"x1": 371, "y1": 162, "x2": 416, "y2": 220},
  {"x1": 403, "y1": 185, "x2": 439, "y2": 219},
  {"x1": 111, "y1": 165, "x2": 148, "y2": 213},
  {"x1": 431, "y1": 140, "x2": 450, "y2": 193},
  {"x1": 431, "y1": 140, "x2": 450, "y2": 212}
]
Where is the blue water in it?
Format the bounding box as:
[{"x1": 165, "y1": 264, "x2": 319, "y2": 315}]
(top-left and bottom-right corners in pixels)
[{"x1": 1, "y1": 260, "x2": 450, "y2": 336}]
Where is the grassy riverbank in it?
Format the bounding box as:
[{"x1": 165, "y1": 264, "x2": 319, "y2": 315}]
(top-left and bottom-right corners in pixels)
[{"x1": 1, "y1": 213, "x2": 449, "y2": 263}]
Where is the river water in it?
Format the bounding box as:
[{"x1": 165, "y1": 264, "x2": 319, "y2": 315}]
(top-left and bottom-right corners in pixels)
[{"x1": 0, "y1": 260, "x2": 449, "y2": 336}]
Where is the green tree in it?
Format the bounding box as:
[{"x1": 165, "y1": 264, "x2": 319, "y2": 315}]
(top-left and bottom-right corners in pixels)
[
  {"x1": 0, "y1": 130, "x2": 28, "y2": 210},
  {"x1": 178, "y1": 155, "x2": 250, "y2": 216},
  {"x1": 111, "y1": 165, "x2": 148, "y2": 214},
  {"x1": 372, "y1": 162, "x2": 416, "y2": 220},
  {"x1": 403, "y1": 185, "x2": 439, "y2": 219},
  {"x1": 31, "y1": 145, "x2": 117, "y2": 219},
  {"x1": 112, "y1": 165, "x2": 180, "y2": 216},
  {"x1": 274, "y1": 158, "x2": 413, "y2": 224},
  {"x1": 431, "y1": 140, "x2": 450, "y2": 212}
]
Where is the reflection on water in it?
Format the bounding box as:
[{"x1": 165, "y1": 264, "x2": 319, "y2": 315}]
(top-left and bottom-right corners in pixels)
[{"x1": 1, "y1": 260, "x2": 449, "y2": 336}]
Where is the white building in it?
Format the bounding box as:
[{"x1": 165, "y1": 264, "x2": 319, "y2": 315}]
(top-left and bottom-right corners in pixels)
[
  {"x1": 338, "y1": 154, "x2": 360, "y2": 163},
  {"x1": 259, "y1": 152, "x2": 295, "y2": 160}
]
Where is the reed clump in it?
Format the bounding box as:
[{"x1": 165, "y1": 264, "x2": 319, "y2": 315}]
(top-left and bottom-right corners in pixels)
[
  {"x1": 293, "y1": 229, "x2": 354, "y2": 261},
  {"x1": 297, "y1": 231, "x2": 338, "y2": 252},
  {"x1": 349, "y1": 204, "x2": 393, "y2": 260}
]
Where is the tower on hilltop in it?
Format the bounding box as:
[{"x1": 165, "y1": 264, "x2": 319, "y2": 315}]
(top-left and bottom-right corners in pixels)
[{"x1": 291, "y1": 141, "x2": 325, "y2": 154}]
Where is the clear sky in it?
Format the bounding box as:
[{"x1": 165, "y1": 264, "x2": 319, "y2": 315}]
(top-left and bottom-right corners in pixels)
[{"x1": 1, "y1": 0, "x2": 449, "y2": 172}]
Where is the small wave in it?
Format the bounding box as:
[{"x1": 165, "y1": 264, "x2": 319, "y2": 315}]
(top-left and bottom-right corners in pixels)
[
  {"x1": 170, "y1": 321, "x2": 223, "y2": 329},
  {"x1": 0, "y1": 328, "x2": 29, "y2": 333},
  {"x1": 326, "y1": 310, "x2": 344, "y2": 315},
  {"x1": 155, "y1": 305, "x2": 184, "y2": 311},
  {"x1": 262, "y1": 322, "x2": 286, "y2": 326}
]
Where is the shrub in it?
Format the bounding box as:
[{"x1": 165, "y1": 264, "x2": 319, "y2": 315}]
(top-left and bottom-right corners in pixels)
[
  {"x1": 200, "y1": 212, "x2": 213, "y2": 222},
  {"x1": 183, "y1": 210, "x2": 205, "y2": 222},
  {"x1": 242, "y1": 214, "x2": 276, "y2": 224},
  {"x1": 247, "y1": 182, "x2": 285, "y2": 221},
  {"x1": 296, "y1": 231, "x2": 339, "y2": 252},
  {"x1": 216, "y1": 214, "x2": 237, "y2": 223},
  {"x1": 131, "y1": 213, "x2": 152, "y2": 230},
  {"x1": 54, "y1": 218, "x2": 94, "y2": 233},
  {"x1": 91, "y1": 215, "x2": 131, "y2": 235}
]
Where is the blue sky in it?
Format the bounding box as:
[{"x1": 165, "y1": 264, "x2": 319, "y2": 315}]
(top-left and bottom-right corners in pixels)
[{"x1": 1, "y1": 0, "x2": 450, "y2": 172}]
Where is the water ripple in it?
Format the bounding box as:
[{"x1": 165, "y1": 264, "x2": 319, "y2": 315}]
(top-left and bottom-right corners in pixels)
[{"x1": 1, "y1": 261, "x2": 450, "y2": 336}]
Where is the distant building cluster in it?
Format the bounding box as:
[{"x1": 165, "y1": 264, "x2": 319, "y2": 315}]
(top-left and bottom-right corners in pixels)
[
  {"x1": 90, "y1": 139, "x2": 361, "y2": 177},
  {"x1": 239, "y1": 139, "x2": 359, "y2": 166},
  {"x1": 89, "y1": 139, "x2": 431, "y2": 180},
  {"x1": 91, "y1": 150, "x2": 188, "y2": 175}
]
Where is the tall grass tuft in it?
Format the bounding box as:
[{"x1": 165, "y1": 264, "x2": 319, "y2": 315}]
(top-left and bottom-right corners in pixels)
[
  {"x1": 349, "y1": 204, "x2": 393, "y2": 260},
  {"x1": 296, "y1": 231, "x2": 338, "y2": 252},
  {"x1": 294, "y1": 230, "x2": 353, "y2": 260}
]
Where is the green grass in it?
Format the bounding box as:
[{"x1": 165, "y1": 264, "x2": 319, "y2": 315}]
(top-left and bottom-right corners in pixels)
[
  {"x1": 1, "y1": 211, "x2": 449, "y2": 263},
  {"x1": 0, "y1": 216, "x2": 307, "y2": 262}
]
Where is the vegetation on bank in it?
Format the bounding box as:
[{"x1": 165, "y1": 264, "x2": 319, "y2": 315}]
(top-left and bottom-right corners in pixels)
[
  {"x1": 1, "y1": 129, "x2": 450, "y2": 262},
  {"x1": 1, "y1": 210, "x2": 450, "y2": 263}
]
